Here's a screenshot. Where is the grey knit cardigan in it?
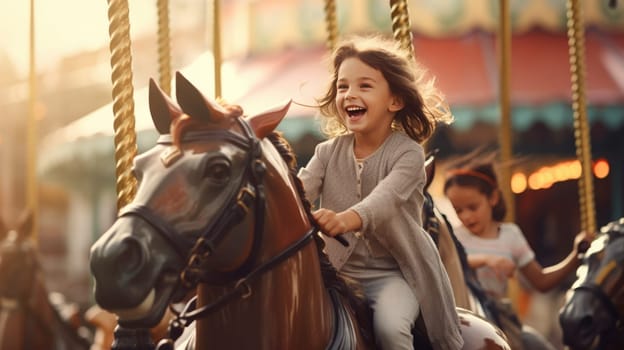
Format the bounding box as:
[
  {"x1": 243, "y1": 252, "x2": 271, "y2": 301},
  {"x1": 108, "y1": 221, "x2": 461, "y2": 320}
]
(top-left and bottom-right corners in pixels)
[{"x1": 298, "y1": 131, "x2": 463, "y2": 350}]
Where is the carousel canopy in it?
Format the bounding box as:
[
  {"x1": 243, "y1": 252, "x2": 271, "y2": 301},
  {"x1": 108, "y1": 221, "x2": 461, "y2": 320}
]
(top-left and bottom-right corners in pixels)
[{"x1": 38, "y1": 29, "x2": 624, "y2": 190}]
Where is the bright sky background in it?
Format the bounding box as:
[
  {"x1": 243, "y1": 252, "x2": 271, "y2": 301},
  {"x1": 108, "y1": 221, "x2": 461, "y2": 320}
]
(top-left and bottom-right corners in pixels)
[{"x1": 0, "y1": 0, "x2": 158, "y2": 78}]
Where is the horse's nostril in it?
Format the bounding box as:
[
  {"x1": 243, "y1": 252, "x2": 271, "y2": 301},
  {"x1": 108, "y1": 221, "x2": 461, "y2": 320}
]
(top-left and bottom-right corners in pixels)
[
  {"x1": 579, "y1": 315, "x2": 593, "y2": 329},
  {"x1": 116, "y1": 237, "x2": 145, "y2": 274},
  {"x1": 576, "y1": 315, "x2": 597, "y2": 342}
]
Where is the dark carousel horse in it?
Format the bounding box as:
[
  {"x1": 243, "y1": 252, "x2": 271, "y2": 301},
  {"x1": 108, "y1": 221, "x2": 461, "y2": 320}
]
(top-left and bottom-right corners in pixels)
[
  {"x1": 0, "y1": 211, "x2": 92, "y2": 350},
  {"x1": 89, "y1": 72, "x2": 510, "y2": 349},
  {"x1": 559, "y1": 217, "x2": 624, "y2": 350},
  {"x1": 422, "y1": 153, "x2": 555, "y2": 350}
]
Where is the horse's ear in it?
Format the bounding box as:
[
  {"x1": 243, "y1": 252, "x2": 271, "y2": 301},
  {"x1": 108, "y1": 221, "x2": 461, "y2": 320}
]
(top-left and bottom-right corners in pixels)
[
  {"x1": 16, "y1": 209, "x2": 34, "y2": 240},
  {"x1": 149, "y1": 78, "x2": 183, "y2": 134},
  {"x1": 175, "y1": 71, "x2": 229, "y2": 123},
  {"x1": 246, "y1": 100, "x2": 291, "y2": 139}
]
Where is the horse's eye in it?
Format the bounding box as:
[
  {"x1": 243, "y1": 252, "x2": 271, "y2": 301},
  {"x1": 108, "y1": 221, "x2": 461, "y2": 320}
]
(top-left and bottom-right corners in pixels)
[{"x1": 205, "y1": 161, "x2": 231, "y2": 183}]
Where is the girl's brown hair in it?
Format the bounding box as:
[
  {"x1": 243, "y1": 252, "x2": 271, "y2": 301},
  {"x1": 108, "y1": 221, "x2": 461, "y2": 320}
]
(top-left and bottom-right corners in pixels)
[
  {"x1": 443, "y1": 153, "x2": 507, "y2": 221},
  {"x1": 316, "y1": 35, "x2": 452, "y2": 143}
]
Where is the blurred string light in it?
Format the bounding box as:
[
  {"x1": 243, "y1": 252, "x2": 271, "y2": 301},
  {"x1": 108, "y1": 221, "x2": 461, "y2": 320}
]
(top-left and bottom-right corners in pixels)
[{"x1": 511, "y1": 158, "x2": 610, "y2": 194}]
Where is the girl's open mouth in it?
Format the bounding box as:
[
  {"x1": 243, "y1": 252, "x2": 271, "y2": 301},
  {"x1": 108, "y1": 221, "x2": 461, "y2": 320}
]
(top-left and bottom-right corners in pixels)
[{"x1": 346, "y1": 106, "x2": 366, "y2": 118}]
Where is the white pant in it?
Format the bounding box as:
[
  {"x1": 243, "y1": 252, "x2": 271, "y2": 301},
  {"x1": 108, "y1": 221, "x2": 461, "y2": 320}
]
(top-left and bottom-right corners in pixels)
[{"x1": 350, "y1": 270, "x2": 420, "y2": 350}]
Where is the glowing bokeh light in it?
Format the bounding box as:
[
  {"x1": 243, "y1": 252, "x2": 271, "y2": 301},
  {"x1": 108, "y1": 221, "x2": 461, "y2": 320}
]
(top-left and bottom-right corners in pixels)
[
  {"x1": 515, "y1": 158, "x2": 610, "y2": 192},
  {"x1": 593, "y1": 159, "x2": 609, "y2": 179},
  {"x1": 511, "y1": 172, "x2": 527, "y2": 194}
]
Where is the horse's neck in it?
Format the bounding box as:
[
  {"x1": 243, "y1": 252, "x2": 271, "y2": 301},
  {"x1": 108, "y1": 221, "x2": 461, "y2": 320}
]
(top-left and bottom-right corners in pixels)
[
  {"x1": 258, "y1": 155, "x2": 312, "y2": 259},
  {"x1": 0, "y1": 277, "x2": 55, "y2": 350},
  {"x1": 194, "y1": 242, "x2": 334, "y2": 350},
  {"x1": 0, "y1": 302, "x2": 25, "y2": 350}
]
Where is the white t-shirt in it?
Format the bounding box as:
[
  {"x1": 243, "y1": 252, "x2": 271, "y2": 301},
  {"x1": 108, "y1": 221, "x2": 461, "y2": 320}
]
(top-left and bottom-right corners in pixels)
[{"x1": 455, "y1": 222, "x2": 535, "y2": 298}]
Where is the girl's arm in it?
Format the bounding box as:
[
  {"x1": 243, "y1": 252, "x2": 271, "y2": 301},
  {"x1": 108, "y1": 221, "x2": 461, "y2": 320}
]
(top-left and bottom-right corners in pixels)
[
  {"x1": 466, "y1": 254, "x2": 491, "y2": 269},
  {"x1": 467, "y1": 254, "x2": 515, "y2": 277},
  {"x1": 520, "y1": 231, "x2": 590, "y2": 292}
]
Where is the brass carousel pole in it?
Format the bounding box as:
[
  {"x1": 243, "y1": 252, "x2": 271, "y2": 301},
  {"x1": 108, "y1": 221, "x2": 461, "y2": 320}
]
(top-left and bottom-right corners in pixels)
[
  {"x1": 389, "y1": 0, "x2": 414, "y2": 59},
  {"x1": 106, "y1": 0, "x2": 138, "y2": 212},
  {"x1": 157, "y1": 0, "x2": 172, "y2": 95},
  {"x1": 566, "y1": 0, "x2": 596, "y2": 238},
  {"x1": 106, "y1": 0, "x2": 150, "y2": 348},
  {"x1": 497, "y1": 0, "x2": 521, "y2": 311},
  {"x1": 323, "y1": 0, "x2": 338, "y2": 51},
  {"x1": 26, "y1": 0, "x2": 38, "y2": 243},
  {"x1": 213, "y1": 0, "x2": 222, "y2": 98},
  {"x1": 498, "y1": 0, "x2": 514, "y2": 222}
]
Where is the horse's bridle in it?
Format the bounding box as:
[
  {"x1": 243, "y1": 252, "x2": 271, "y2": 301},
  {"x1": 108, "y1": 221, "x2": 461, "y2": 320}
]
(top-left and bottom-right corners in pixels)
[
  {"x1": 121, "y1": 117, "x2": 268, "y2": 287},
  {"x1": 118, "y1": 118, "x2": 319, "y2": 349}
]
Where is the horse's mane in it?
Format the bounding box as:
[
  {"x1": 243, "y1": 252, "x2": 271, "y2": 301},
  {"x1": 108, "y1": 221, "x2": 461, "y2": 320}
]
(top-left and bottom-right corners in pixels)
[{"x1": 266, "y1": 132, "x2": 374, "y2": 341}]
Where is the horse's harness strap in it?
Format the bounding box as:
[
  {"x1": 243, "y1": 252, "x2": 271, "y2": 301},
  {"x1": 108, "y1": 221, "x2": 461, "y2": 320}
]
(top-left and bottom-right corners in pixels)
[
  {"x1": 180, "y1": 118, "x2": 267, "y2": 286},
  {"x1": 575, "y1": 283, "x2": 623, "y2": 321},
  {"x1": 158, "y1": 227, "x2": 318, "y2": 348},
  {"x1": 179, "y1": 226, "x2": 317, "y2": 321},
  {"x1": 119, "y1": 203, "x2": 191, "y2": 259}
]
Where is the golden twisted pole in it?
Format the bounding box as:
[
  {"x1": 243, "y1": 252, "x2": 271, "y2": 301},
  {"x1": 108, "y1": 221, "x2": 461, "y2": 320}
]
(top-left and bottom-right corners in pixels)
[
  {"x1": 157, "y1": 0, "x2": 172, "y2": 95},
  {"x1": 566, "y1": 0, "x2": 596, "y2": 237},
  {"x1": 389, "y1": 0, "x2": 414, "y2": 59},
  {"x1": 323, "y1": 0, "x2": 338, "y2": 51},
  {"x1": 106, "y1": 1, "x2": 153, "y2": 347},
  {"x1": 107, "y1": 0, "x2": 137, "y2": 211}
]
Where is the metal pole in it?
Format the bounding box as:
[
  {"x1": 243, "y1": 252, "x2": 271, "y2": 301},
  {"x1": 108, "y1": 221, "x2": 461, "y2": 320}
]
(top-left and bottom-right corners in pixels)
[
  {"x1": 498, "y1": 0, "x2": 514, "y2": 222},
  {"x1": 324, "y1": 0, "x2": 338, "y2": 51},
  {"x1": 105, "y1": 2, "x2": 153, "y2": 348},
  {"x1": 213, "y1": 0, "x2": 222, "y2": 98},
  {"x1": 106, "y1": 0, "x2": 138, "y2": 211},
  {"x1": 27, "y1": 0, "x2": 39, "y2": 243},
  {"x1": 389, "y1": 0, "x2": 414, "y2": 59},
  {"x1": 566, "y1": 0, "x2": 596, "y2": 237},
  {"x1": 157, "y1": 0, "x2": 172, "y2": 95}
]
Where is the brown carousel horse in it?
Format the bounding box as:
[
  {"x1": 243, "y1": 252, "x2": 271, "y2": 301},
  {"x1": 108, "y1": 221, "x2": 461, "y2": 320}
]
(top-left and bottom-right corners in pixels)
[
  {"x1": 559, "y1": 217, "x2": 624, "y2": 350},
  {"x1": 89, "y1": 72, "x2": 510, "y2": 349},
  {"x1": 0, "y1": 210, "x2": 91, "y2": 350}
]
